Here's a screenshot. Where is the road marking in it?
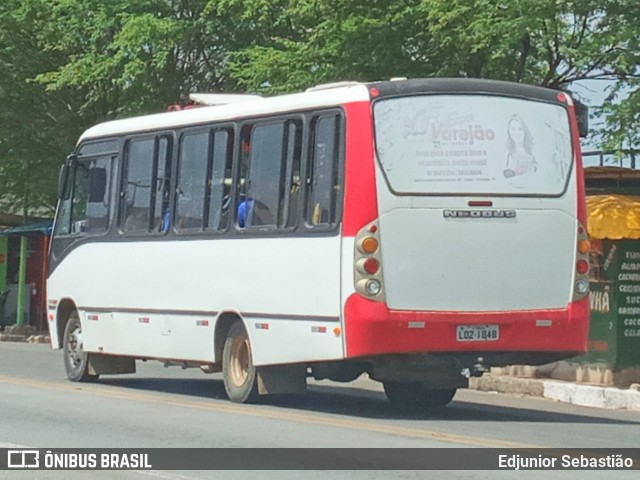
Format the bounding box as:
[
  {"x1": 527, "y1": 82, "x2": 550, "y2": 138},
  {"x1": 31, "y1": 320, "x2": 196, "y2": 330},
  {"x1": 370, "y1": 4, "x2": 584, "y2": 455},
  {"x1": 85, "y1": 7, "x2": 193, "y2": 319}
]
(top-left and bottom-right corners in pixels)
[
  {"x1": 138, "y1": 471, "x2": 207, "y2": 480},
  {"x1": 0, "y1": 375, "x2": 541, "y2": 449}
]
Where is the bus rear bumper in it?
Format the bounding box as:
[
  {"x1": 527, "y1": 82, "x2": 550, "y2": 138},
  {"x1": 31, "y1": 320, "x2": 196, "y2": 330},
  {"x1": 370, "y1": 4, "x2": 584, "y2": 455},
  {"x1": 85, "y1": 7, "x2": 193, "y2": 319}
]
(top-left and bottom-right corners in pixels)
[{"x1": 343, "y1": 294, "x2": 589, "y2": 361}]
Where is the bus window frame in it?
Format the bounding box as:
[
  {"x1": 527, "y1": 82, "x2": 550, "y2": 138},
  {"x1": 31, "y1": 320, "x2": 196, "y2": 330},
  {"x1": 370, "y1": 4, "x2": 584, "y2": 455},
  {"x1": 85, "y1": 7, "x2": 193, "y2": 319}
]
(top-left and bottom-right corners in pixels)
[
  {"x1": 173, "y1": 123, "x2": 236, "y2": 237},
  {"x1": 118, "y1": 131, "x2": 175, "y2": 237},
  {"x1": 54, "y1": 146, "x2": 120, "y2": 239},
  {"x1": 235, "y1": 115, "x2": 305, "y2": 235},
  {"x1": 204, "y1": 127, "x2": 235, "y2": 234},
  {"x1": 58, "y1": 108, "x2": 346, "y2": 244},
  {"x1": 302, "y1": 110, "x2": 345, "y2": 232},
  {"x1": 280, "y1": 118, "x2": 304, "y2": 231},
  {"x1": 174, "y1": 127, "x2": 213, "y2": 235}
]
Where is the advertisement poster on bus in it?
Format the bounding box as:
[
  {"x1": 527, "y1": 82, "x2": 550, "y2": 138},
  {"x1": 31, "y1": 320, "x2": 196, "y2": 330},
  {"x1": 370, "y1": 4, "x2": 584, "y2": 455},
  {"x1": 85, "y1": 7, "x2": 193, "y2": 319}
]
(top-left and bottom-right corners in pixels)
[{"x1": 374, "y1": 95, "x2": 573, "y2": 195}]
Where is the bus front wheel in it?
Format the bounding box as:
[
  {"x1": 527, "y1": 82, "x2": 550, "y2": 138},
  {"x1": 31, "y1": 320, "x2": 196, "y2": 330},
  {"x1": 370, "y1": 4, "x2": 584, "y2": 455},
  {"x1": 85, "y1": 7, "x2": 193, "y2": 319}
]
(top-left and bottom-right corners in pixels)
[
  {"x1": 63, "y1": 312, "x2": 98, "y2": 382},
  {"x1": 222, "y1": 321, "x2": 259, "y2": 403},
  {"x1": 383, "y1": 381, "x2": 456, "y2": 409}
]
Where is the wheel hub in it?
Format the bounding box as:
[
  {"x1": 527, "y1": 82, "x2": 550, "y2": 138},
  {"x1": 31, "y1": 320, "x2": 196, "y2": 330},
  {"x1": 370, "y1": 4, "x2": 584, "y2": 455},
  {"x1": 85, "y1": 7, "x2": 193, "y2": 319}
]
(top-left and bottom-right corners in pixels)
[
  {"x1": 230, "y1": 336, "x2": 251, "y2": 387},
  {"x1": 67, "y1": 327, "x2": 84, "y2": 368}
]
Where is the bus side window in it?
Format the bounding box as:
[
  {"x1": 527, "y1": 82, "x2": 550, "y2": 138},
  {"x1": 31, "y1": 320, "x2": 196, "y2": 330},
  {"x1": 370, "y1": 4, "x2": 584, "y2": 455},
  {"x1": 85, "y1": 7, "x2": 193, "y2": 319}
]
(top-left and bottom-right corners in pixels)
[
  {"x1": 55, "y1": 155, "x2": 113, "y2": 236},
  {"x1": 153, "y1": 137, "x2": 171, "y2": 233},
  {"x1": 281, "y1": 120, "x2": 303, "y2": 228},
  {"x1": 206, "y1": 129, "x2": 233, "y2": 231},
  {"x1": 121, "y1": 138, "x2": 155, "y2": 233},
  {"x1": 238, "y1": 122, "x2": 286, "y2": 229},
  {"x1": 84, "y1": 160, "x2": 111, "y2": 233},
  {"x1": 121, "y1": 136, "x2": 171, "y2": 234},
  {"x1": 307, "y1": 114, "x2": 342, "y2": 227},
  {"x1": 176, "y1": 132, "x2": 209, "y2": 231}
]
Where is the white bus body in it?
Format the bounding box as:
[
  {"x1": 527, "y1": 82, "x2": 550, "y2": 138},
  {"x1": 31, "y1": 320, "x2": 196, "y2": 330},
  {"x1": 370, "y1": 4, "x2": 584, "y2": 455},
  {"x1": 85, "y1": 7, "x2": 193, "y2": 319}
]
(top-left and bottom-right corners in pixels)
[{"x1": 48, "y1": 78, "x2": 589, "y2": 407}]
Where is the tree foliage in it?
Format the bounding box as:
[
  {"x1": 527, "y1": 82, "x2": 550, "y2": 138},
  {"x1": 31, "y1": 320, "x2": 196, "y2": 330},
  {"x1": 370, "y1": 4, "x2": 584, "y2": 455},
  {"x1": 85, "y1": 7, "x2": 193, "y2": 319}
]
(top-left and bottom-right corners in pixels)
[
  {"x1": 0, "y1": 0, "x2": 80, "y2": 216},
  {"x1": 0, "y1": 0, "x2": 235, "y2": 216},
  {"x1": 0, "y1": 0, "x2": 638, "y2": 215},
  {"x1": 223, "y1": 0, "x2": 640, "y2": 147}
]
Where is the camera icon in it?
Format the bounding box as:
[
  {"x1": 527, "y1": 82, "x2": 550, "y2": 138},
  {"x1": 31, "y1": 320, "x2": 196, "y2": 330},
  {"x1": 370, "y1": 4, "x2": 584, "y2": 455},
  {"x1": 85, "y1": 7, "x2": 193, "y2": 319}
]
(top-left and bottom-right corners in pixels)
[{"x1": 7, "y1": 450, "x2": 40, "y2": 469}]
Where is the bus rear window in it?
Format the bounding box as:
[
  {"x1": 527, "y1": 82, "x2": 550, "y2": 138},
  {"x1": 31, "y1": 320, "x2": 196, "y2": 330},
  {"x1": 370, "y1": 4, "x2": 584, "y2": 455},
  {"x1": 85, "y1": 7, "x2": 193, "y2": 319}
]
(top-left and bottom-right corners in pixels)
[{"x1": 373, "y1": 95, "x2": 573, "y2": 195}]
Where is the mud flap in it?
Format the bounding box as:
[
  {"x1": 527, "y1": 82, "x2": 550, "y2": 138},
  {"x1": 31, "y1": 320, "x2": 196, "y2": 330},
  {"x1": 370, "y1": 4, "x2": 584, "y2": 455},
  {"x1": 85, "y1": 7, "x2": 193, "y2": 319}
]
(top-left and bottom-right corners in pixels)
[
  {"x1": 257, "y1": 364, "x2": 307, "y2": 395},
  {"x1": 88, "y1": 354, "x2": 136, "y2": 375}
]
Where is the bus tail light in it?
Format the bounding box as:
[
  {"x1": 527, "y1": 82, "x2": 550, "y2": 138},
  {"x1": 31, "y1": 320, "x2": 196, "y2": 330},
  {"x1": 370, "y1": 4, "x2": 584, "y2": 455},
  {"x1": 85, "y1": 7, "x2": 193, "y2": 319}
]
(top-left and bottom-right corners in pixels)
[
  {"x1": 356, "y1": 278, "x2": 382, "y2": 297},
  {"x1": 354, "y1": 220, "x2": 385, "y2": 301},
  {"x1": 576, "y1": 259, "x2": 589, "y2": 275},
  {"x1": 575, "y1": 280, "x2": 589, "y2": 295},
  {"x1": 573, "y1": 222, "x2": 590, "y2": 301},
  {"x1": 578, "y1": 239, "x2": 590, "y2": 254},
  {"x1": 356, "y1": 258, "x2": 380, "y2": 275},
  {"x1": 359, "y1": 237, "x2": 379, "y2": 254}
]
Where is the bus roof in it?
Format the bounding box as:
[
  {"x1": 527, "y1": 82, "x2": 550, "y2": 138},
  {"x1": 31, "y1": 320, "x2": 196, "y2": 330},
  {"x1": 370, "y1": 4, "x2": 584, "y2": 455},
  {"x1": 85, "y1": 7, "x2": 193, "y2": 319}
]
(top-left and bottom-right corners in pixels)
[
  {"x1": 79, "y1": 83, "x2": 371, "y2": 143},
  {"x1": 79, "y1": 77, "x2": 569, "y2": 144},
  {"x1": 368, "y1": 77, "x2": 568, "y2": 104}
]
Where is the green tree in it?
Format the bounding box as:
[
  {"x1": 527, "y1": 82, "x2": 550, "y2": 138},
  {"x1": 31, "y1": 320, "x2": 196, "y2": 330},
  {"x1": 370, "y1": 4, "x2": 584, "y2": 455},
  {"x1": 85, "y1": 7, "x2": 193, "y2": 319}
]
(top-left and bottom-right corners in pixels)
[
  {"x1": 0, "y1": 0, "x2": 239, "y2": 215},
  {"x1": 223, "y1": 0, "x2": 639, "y2": 150},
  {"x1": 219, "y1": 0, "x2": 435, "y2": 93},
  {"x1": 0, "y1": 0, "x2": 82, "y2": 218},
  {"x1": 1, "y1": 0, "x2": 639, "y2": 219},
  {"x1": 34, "y1": 0, "x2": 235, "y2": 117}
]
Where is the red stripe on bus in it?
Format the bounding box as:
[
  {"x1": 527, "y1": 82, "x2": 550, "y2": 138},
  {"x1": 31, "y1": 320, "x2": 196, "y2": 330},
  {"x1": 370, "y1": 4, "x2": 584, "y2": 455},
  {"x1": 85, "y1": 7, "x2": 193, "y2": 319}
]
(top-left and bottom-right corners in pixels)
[
  {"x1": 343, "y1": 294, "x2": 589, "y2": 358},
  {"x1": 342, "y1": 101, "x2": 378, "y2": 237}
]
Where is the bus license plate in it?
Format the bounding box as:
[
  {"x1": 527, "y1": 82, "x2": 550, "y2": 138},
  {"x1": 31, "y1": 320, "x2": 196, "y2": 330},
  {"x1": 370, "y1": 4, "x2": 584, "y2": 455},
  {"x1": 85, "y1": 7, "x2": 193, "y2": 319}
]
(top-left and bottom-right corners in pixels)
[{"x1": 456, "y1": 325, "x2": 499, "y2": 342}]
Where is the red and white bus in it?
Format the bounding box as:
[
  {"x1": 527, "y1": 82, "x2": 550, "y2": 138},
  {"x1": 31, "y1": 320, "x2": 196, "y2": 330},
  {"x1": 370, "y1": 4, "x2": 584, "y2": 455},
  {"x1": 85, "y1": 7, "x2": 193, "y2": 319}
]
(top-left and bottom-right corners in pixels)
[{"x1": 48, "y1": 78, "x2": 590, "y2": 407}]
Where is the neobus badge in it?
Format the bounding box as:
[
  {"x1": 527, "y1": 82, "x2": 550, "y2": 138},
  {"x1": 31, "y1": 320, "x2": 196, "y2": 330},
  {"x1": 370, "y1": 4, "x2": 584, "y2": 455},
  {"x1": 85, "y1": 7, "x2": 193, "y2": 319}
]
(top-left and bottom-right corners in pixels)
[{"x1": 443, "y1": 209, "x2": 517, "y2": 219}]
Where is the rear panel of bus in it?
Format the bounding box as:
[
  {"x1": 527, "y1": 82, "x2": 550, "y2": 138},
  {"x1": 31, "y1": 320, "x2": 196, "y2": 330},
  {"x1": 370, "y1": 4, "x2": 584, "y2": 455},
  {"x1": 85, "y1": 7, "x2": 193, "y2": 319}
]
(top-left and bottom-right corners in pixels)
[{"x1": 342, "y1": 79, "x2": 589, "y2": 364}]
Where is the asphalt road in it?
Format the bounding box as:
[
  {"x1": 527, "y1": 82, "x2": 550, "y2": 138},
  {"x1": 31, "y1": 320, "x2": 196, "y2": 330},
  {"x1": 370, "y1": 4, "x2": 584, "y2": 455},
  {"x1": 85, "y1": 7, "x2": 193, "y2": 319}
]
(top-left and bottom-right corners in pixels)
[{"x1": 0, "y1": 342, "x2": 639, "y2": 480}]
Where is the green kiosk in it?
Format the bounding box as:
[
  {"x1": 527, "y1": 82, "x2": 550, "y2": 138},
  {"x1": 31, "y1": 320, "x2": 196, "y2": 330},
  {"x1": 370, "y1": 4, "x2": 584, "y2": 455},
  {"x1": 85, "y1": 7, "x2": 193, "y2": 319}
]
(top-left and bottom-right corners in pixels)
[{"x1": 584, "y1": 167, "x2": 640, "y2": 383}]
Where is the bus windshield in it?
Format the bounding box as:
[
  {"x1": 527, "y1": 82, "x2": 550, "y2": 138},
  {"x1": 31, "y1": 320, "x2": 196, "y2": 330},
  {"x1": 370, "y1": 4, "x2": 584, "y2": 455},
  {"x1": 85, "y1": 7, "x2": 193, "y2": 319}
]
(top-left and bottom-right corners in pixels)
[{"x1": 373, "y1": 95, "x2": 573, "y2": 196}]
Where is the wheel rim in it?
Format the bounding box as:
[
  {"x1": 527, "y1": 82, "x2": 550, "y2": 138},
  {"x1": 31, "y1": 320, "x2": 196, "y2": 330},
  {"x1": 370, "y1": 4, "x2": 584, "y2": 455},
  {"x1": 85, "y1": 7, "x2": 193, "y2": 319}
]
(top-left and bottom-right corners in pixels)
[
  {"x1": 66, "y1": 325, "x2": 84, "y2": 369},
  {"x1": 229, "y1": 334, "x2": 251, "y2": 387}
]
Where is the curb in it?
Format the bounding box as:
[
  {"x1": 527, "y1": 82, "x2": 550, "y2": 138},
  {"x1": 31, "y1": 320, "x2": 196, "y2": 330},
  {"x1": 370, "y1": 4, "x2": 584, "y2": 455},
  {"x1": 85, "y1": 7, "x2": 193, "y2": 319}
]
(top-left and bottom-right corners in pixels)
[
  {"x1": 0, "y1": 334, "x2": 29, "y2": 343},
  {"x1": 470, "y1": 374, "x2": 640, "y2": 412},
  {"x1": 470, "y1": 375, "x2": 545, "y2": 397},
  {"x1": 0, "y1": 324, "x2": 49, "y2": 344},
  {"x1": 27, "y1": 335, "x2": 51, "y2": 344},
  {"x1": 0, "y1": 333, "x2": 50, "y2": 344},
  {"x1": 543, "y1": 380, "x2": 640, "y2": 411}
]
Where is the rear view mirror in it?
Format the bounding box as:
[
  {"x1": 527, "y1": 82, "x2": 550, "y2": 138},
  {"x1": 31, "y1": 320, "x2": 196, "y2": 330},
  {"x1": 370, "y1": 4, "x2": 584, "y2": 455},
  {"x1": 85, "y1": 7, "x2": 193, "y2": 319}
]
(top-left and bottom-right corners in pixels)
[
  {"x1": 574, "y1": 99, "x2": 589, "y2": 138},
  {"x1": 57, "y1": 165, "x2": 69, "y2": 200},
  {"x1": 58, "y1": 154, "x2": 78, "y2": 199}
]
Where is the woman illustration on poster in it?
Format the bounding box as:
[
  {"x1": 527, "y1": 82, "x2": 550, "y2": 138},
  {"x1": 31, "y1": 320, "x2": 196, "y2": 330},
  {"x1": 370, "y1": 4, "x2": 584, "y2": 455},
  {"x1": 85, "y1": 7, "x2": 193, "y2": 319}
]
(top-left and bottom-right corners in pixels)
[{"x1": 503, "y1": 115, "x2": 537, "y2": 181}]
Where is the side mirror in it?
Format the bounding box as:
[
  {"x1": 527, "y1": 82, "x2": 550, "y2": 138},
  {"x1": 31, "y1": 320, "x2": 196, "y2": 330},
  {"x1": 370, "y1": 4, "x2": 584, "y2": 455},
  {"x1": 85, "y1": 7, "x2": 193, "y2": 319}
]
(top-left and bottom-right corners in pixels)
[
  {"x1": 574, "y1": 99, "x2": 589, "y2": 138},
  {"x1": 58, "y1": 154, "x2": 77, "y2": 199},
  {"x1": 58, "y1": 166, "x2": 69, "y2": 200}
]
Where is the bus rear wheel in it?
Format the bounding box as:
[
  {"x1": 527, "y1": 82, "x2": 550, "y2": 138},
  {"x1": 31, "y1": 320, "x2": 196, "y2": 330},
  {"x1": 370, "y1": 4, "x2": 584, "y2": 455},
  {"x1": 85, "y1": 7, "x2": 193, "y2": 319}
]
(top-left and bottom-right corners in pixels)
[
  {"x1": 63, "y1": 311, "x2": 98, "y2": 382},
  {"x1": 222, "y1": 321, "x2": 259, "y2": 403},
  {"x1": 383, "y1": 381, "x2": 456, "y2": 409}
]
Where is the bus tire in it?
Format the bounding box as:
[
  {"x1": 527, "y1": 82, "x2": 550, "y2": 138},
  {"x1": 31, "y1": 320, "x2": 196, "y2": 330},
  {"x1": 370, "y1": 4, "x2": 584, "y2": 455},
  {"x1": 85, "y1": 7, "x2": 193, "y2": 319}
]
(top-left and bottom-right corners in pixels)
[
  {"x1": 63, "y1": 311, "x2": 98, "y2": 382},
  {"x1": 222, "y1": 321, "x2": 259, "y2": 403},
  {"x1": 383, "y1": 382, "x2": 456, "y2": 409}
]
